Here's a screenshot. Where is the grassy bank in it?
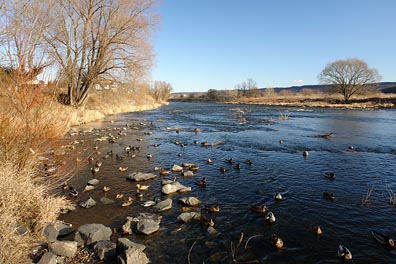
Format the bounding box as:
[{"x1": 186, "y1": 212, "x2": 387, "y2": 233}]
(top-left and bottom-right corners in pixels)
[{"x1": 0, "y1": 84, "x2": 165, "y2": 263}]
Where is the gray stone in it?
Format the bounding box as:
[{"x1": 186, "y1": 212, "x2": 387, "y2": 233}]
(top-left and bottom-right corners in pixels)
[
  {"x1": 117, "y1": 237, "x2": 146, "y2": 253},
  {"x1": 43, "y1": 224, "x2": 59, "y2": 243},
  {"x1": 136, "y1": 219, "x2": 160, "y2": 235},
  {"x1": 37, "y1": 252, "x2": 57, "y2": 264},
  {"x1": 177, "y1": 212, "x2": 201, "y2": 223},
  {"x1": 48, "y1": 241, "x2": 77, "y2": 257},
  {"x1": 179, "y1": 196, "x2": 201, "y2": 206},
  {"x1": 80, "y1": 197, "x2": 96, "y2": 208},
  {"x1": 117, "y1": 238, "x2": 150, "y2": 264},
  {"x1": 161, "y1": 181, "x2": 189, "y2": 194},
  {"x1": 161, "y1": 179, "x2": 174, "y2": 185},
  {"x1": 15, "y1": 223, "x2": 29, "y2": 235},
  {"x1": 122, "y1": 217, "x2": 134, "y2": 235},
  {"x1": 124, "y1": 247, "x2": 150, "y2": 264},
  {"x1": 83, "y1": 185, "x2": 95, "y2": 192},
  {"x1": 87, "y1": 178, "x2": 100, "y2": 185},
  {"x1": 153, "y1": 198, "x2": 173, "y2": 212},
  {"x1": 100, "y1": 197, "x2": 115, "y2": 204},
  {"x1": 126, "y1": 172, "x2": 156, "y2": 182},
  {"x1": 54, "y1": 221, "x2": 74, "y2": 237},
  {"x1": 94, "y1": 240, "x2": 116, "y2": 260},
  {"x1": 207, "y1": 226, "x2": 218, "y2": 235},
  {"x1": 172, "y1": 164, "x2": 183, "y2": 172},
  {"x1": 74, "y1": 224, "x2": 112, "y2": 245},
  {"x1": 60, "y1": 204, "x2": 77, "y2": 214},
  {"x1": 183, "y1": 171, "x2": 195, "y2": 177},
  {"x1": 179, "y1": 187, "x2": 192, "y2": 193}
]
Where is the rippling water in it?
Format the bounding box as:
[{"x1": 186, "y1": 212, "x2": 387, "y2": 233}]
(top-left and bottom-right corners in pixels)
[{"x1": 61, "y1": 102, "x2": 396, "y2": 263}]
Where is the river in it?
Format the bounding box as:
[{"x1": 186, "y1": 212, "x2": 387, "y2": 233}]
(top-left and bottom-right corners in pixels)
[{"x1": 61, "y1": 102, "x2": 396, "y2": 263}]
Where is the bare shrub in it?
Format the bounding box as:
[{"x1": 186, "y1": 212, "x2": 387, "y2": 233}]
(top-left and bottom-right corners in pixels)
[{"x1": 0, "y1": 163, "x2": 68, "y2": 263}]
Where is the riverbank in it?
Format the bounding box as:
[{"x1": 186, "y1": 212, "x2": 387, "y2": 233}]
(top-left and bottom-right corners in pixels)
[{"x1": 172, "y1": 92, "x2": 396, "y2": 109}]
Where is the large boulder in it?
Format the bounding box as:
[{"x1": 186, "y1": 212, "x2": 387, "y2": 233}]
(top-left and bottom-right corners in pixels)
[
  {"x1": 117, "y1": 238, "x2": 150, "y2": 264},
  {"x1": 48, "y1": 241, "x2": 77, "y2": 257},
  {"x1": 153, "y1": 198, "x2": 172, "y2": 212},
  {"x1": 161, "y1": 181, "x2": 191, "y2": 194},
  {"x1": 42, "y1": 224, "x2": 59, "y2": 243},
  {"x1": 179, "y1": 197, "x2": 201, "y2": 207},
  {"x1": 74, "y1": 224, "x2": 112, "y2": 246},
  {"x1": 94, "y1": 240, "x2": 116, "y2": 261},
  {"x1": 177, "y1": 212, "x2": 201, "y2": 223},
  {"x1": 135, "y1": 214, "x2": 162, "y2": 235},
  {"x1": 126, "y1": 172, "x2": 156, "y2": 181},
  {"x1": 37, "y1": 252, "x2": 57, "y2": 264}
]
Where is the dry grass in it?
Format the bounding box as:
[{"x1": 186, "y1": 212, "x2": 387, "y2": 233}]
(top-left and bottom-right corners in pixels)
[{"x1": 0, "y1": 163, "x2": 68, "y2": 264}]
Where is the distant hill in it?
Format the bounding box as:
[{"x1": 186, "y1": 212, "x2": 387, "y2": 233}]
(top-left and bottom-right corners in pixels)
[{"x1": 264, "y1": 82, "x2": 396, "y2": 93}]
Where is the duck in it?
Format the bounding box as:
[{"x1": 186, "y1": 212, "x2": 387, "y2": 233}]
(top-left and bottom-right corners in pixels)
[
  {"x1": 207, "y1": 158, "x2": 213, "y2": 164},
  {"x1": 271, "y1": 234, "x2": 284, "y2": 249},
  {"x1": 69, "y1": 186, "x2": 78, "y2": 197},
  {"x1": 195, "y1": 177, "x2": 207, "y2": 187},
  {"x1": 121, "y1": 197, "x2": 133, "y2": 207},
  {"x1": 337, "y1": 244, "x2": 352, "y2": 260},
  {"x1": 146, "y1": 154, "x2": 152, "y2": 159},
  {"x1": 115, "y1": 154, "x2": 124, "y2": 160},
  {"x1": 115, "y1": 193, "x2": 124, "y2": 199},
  {"x1": 159, "y1": 168, "x2": 170, "y2": 176},
  {"x1": 234, "y1": 163, "x2": 241, "y2": 170},
  {"x1": 119, "y1": 166, "x2": 128, "y2": 172},
  {"x1": 324, "y1": 172, "x2": 336, "y2": 180},
  {"x1": 201, "y1": 141, "x2": 209, "y2": 147},
  {"x1": 323, "y1": 192, "x2": 335, "y2": 200},
  {"x1": 225, "y1": 158, "x2": 234, "y2": 165},
  {"x1": 136, "y1": 184, "x2": 149, "y2": 191},
  {"x1": 135, "y1": 191, "x2": 143, "y2": 198},
  {"x1": 142, "y1": 197, "x2": 160, "y2": 207},
  {"x1": 274, "y1": 192, "x2": 283, "y2": 201},
  {"x1": 279, "y1": 140, "x2": 283, "y2": 144},
  {"x1": 193, "y1": 128, "x2": 201, "y2": 133},
  {"x1": 103, "y1": 186, "x2": 110, "y2": 192},
  {"x1": 245, "y1": 159, "x2": 253, "y2": 165},
  {"x1": 250, "y1": 204, "x2": 268, "y2": 213},
  {"x1": 372, "y1": 231, "x2": 395, "y2": 248},
  {"x1": 200, "y1": 217, "x2": 215, "y2": 227},
  {"x1": 190, "y1": 165, "x2": 200, "y2": 171},
  {"x1": 265, "y1": 211, "x2": 276, "y2": 223},
  {"x1": 310, "y1": 225, "x2": 323, "y2": 235},
  {"x1": 91, "y1": 166, "x2": 100, "y2": 174},
  {"x1": 193, "y1": 140, "x2": 199, "y2": 144},
  {"x1": 62, "y1": 182, "x2": 69, "y2": 191},
  {"x1": 95, "y1": 161, "x2": 103, "y2": 167},
  {"x1": 88, "y1": 156, "x2": 95, "y2": 162},
  {"x1": 219, "y1": 167, "x2": 227, "y2": 173},
  {"x1": 205, "y1": 204, "x2": 220, "y2": 213},
  {"x1": 303, "y1": 150, "x2": 309, "y2": 157}
]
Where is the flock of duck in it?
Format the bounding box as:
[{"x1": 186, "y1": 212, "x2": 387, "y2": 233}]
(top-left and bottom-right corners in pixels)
[{"x1": 59, "y1": 120, "x2": 394, "y2": 262}]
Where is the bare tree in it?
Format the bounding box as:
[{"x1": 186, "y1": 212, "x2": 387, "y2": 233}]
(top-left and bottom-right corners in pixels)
[
  {"x1": 45, "y1": 0, "x2": 156, "y2": 107},
  {"x1": 319, "y1": 58, "x2": 381, "y2": 103},
  {"x1": 150, "y1": 81, "x2": 173, "y2": 102},
  {"x1": 0, "y1": 0, "x2": 52, "y2": 84},
  {"x1": 235, "y1": 78, "x2": 258, "y2": 97}
]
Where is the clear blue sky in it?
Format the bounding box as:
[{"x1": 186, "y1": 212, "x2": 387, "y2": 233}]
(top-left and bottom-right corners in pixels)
[{"x1": 151, "y1": 0, "x2": 396, "y2": 93}]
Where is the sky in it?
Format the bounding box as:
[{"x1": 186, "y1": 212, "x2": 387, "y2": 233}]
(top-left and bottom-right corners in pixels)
[{"x1": 151, "y1": 0, "x2": 396, "y2": 93}]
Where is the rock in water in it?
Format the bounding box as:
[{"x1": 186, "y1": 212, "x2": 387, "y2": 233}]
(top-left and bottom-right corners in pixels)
[
  {"x1": 126, "y1": 172, "x2": 156, "y2": 181},
  {"x1": 153, "y1": 199, "x2": 173, "y2": 212},
  {"x1": 177, "y1": 212, "x2": 201, "y2": 223},
  {"x1": 80, "y1": 197, "x2": 96, "y2": 208},
  {"x1": 48, "y1": 241, "x2": 77, "y2": 257},
  {"x1": 74, "y1": 224, "x2": 112, "y2": 246},
  {"x1": 179, "y1": 196, "x2": 201, "y2": 206},
  {"x1": 94, "y1": 240, "x2": 116, "y2": 261}
]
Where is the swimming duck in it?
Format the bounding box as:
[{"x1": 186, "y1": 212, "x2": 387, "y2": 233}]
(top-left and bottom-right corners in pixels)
[
  {"x1": 121, "y1": 197, "x2": 133, "y2": 207},
  {"x1": 219, "y1": 167, "x2": 227, "y2": 173},
  {"x1": 62, "y1": 182, "x2": 69, "y2": 191},
  {"x1": 88, "y1": 156, "x2": 95, "y2": 162},
  {"x1": 95, "y1": 161, "x2": 102, "y2": 167},
  {"x1": 146, "y1": 154, "x2": 153, "y2": 159},
  {"x1": 91, "y1": 166, "x2": 100, "y2": 174},
  {"x1": 303, "y1": 150, "x2": 309, "y2": 157},
  {"x1": 200, "y1": 217, "x2": 215, "y2": 227},
  {"x1": 159, "y1": 168, "x2": 170, "y2": 176},
  {"x1": 337, "y1": 244, "x2": 352, "y2": 260},
  {"x1": 310, "y1": 225, "x2": 323, "y2": 235},
  {"x1": 205, "y1": 204, "x2": 220, "y2": 213},
  {"x1": 207, "y1": 158, "x2": 213, "y2": 164},
  {"x1": 116, "y1": 193, "x2": 124, "y2": 199},
  {"x1": 245, "y1": 159, "x2": 253, "y2": 165},
  {"x1": 265, "y1": 211, "x2": 276, "y2": 223},
  {"x1": 193, "y1": 140, "x2": 199, "y2": 144},
  {"x1": 142, "y1": 197, "x2": 160, "y2": 207},
  {"x1": 103, "y1": 186, "x2": 110, "y2": 192},
  {"x1": 234, "y1": 163, "x2": 241, "y2": 170},
  {"x1": 250, "y1": 204, "x2": 268, "y2": 213},
  {"x1": 136, "y1": 191, "x2": 143, "y2": 198},
  {"x1": 196, "y1": 177, "x2": 207, "y2": 187},
  {"x1": 279, "y1": 140, "x2": 283, "y2": 144},
  {"x1": 193, "y1": 128, "x2": 201, "y2": 133},
  {"x1": 323, "y1": 192, "x2": 335, "y2": 200},
  {"x1": 190, "y1": 165, "x2": 200, "y2": 171},
  {"x1": 136, "y1": 184, "x2": 149, "y2": 191},
  {"x1": 271, "y1": 234, "x2": 284, "y2": 249},
  {"x1": 225, "y1": 158, "x2": 234, "y2": 165},
  {"x1": 274, "y1": 192, "x2": 283, "y2": 201},
  {"x1": 372, "y1": 231, "x2": 395, "y2": 248},
  {"x1": 69, "y1": 186, "x2": 78, "y2": 197},
  {"x1": 324, "y1": 172, "x2": 336, "y2": 179},
  {"x1": 201, "y1": 142, "x2": 209, "y2": 147},
  {"x1": 119, "y1": 166, "x2": 128, "y2": 172},
  {"x1": 115, "y1": 154, "x2": 124, "y2": 160}
]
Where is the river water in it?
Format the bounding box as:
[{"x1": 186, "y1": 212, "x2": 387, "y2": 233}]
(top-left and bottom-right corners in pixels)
[{"x1": 61, "y1": 102, "x2": 396, "y2": 263}]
